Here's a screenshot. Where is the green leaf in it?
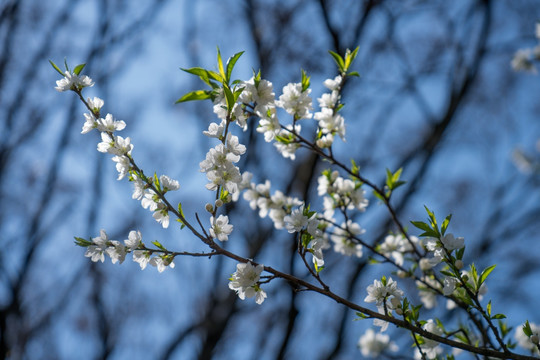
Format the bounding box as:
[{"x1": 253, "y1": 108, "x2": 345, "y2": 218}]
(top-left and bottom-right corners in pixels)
[
  {"x1": 344, "y1": 46, "x2": 359, "y2": 70},
  {"x1": 328, "y1": 50, "x2": 345, "y2": 72},
  {"x1": 355, "y1": 311, "x2": 369, "y2": 319},
  {"x1": 479, "y1": 264, "x2": 496, "y2": 286},
  {"x1": 74, "y1": 236, "x2": 93, "y2": 247},
  {"x1": 410, "y1": 221, "x2": 432, "y2": 233},
  {"x1": 487, "y1": 300, "x2": 492, "y2": 316},
  {"x1": 491, "y1": 314, "x2": 507, "y2": 320},
  {"x1": 152, "y1": 240, "x2": 167, "y2": 251},
  {"x1": 226, "y1": 51, "x2": 244, "y2": 84},
  {"x1": 49, "y1": 60, "x2": 65, "y2": 76},
  {"x1": 350, "y1": 159, "x2": 359, "y2": 175},
  {"x1": 223, "y1": 84, "x2": 235, "y2": 112},
  {"x1": 175, "y1": 90, "x2": 212, "y2": 104},
  {"x1": 301, "y1": 69, "x2": 310, "y2": 92},
  {"x1": 73, "y1": 63, "x2": 86, "y2": 75},
  {"x1": 441, "y1": 214, "x2": 453, "y2": 235},
  {"x1": 176, "y1": 202, "x2": 186, "y2": 229},
  {"x1": 347, "y1": 71, "x2": 360, "y2": 77},
  {"x1": 181, "y1": 67, "x2": 213, "y2": 86},
  {"x1": 217, "y1": 47, "x2": 226, "y2": 83},
  {"x1": 523, "y1": 320, "x2": 533, "y2": 337}
]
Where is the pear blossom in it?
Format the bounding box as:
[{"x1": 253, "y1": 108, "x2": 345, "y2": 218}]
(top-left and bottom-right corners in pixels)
[
  {"x1": 323, "y1": 75, "x2": 342, "y2": 91},
  {"x1": 87, "y1": 96, "x2": 104, "y2": 112},
  {"x1": 228, "y1": 262, "x2": 267, "y2": 304},
  {"x1": 152, "y1": 203, "x2": 170, "y2": 228},
  {"x1": 364, "y1": 277, "x2": 403, "y2": 308},
  {"x1": 203, "y1": 120, "x2": 225, "y2": 138},
  {"x1": 112, "y1": 155, "x2": 130, "y2": 180},
  {"x1": 284, "y1": 205, "x2": 308, "y2": 233},
  {"x1": 84, "y1": 229, "x2": 110, "y2": 263},
  {"x1": 379, "y1": 234, "x2": 418, "y2": 266},
  {"x1": 149, "y1": 256, "x2": 175, "y2": 273},
  {"x1": 257, "y1": 109, "x2": 281, "y2": 142},
  {"x1": 160, "y1": 175, "x2": 180, "y2": 192},
  {"x1": 124, "y1": 230, "x2": 142, "y2": 250},
  {"x1": 132, "y1": 250, "x2": 151, "y2": 270},
  {"x1": 131, "y1": 175, "x2": 146, "y2": 200},
  {"x1": 358, "y1": 329, "x2": 398, "y2": 358},
  {"x1": 96, "y1": 113, "x2": 126, "y2": 133},
  {"x1": 55, "y1": 70, "x2": 94, "y2": 92},
  {"x1": 276, "y1": 82, "x2": 313, "y2": 119},
  {"x1": 106, "y1": 241, "x2": 127, "y2": 264},
  {"x1": 209, "y1": 215, "x2": 233, "y2": 241},
  {"x1": 81, "y1": 112, "x2": 99, "y2": 134},
  {"x1": 440, "y1": 233, "x2": 464, "y2": 251}
]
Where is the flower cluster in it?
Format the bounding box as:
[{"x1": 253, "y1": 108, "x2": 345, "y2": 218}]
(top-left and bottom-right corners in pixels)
[
  {"x1": 317, "y1": 170, "x2": 368, "y2": 219},
  {"x1": 82, "y1": 229, "x2": 175, "y2": 272},
  {"x1": 314, "y1": 75, "x2": 345, "y2": 148},
  {"x1": 228, "y1": 262, "x2": 267, "y2": 305},
  {"x1": 276, "y1": 82, "x2": 313, "y2": 120},
  {"x1": 364, "y1": 276, "x2": 404, "y2": 331}
]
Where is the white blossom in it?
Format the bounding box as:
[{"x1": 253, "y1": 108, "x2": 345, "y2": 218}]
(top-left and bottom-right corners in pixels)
[
  {"x1": 358, "y1": 329, "x2": 398, "y2": 358},
  {"x1": 96, "y1": 113, "x2": 126, "y2": 133},
  {"x1": 228, "y1": 262, "x2": 266, "y2": 304},
  {"x1": 55, "y1": 70, "x2": 94, "y2": 92},
  {"x1": 364, "y1": 277, "x2": 404, "y2": 308},
  {"x1": 160, "y1": 175, "x2": 180, "y2": 192},
  {"x1": 84, "y1": 229, "x2": 109, "y2": 263},
  {"x1": 276, "y1": 82, "x2": 313, "y2": 119},
  {"x1": 331, "y1": 220, "x2": 365, "y2": 257},
  {"x1": 284, "y1": 205, "x2": 308, "y2": 233},
  {"x1": 149, "y1": 256, "x2": 175, "y2": 273},
  {"x1": 124, "y1": 230, "x2": 142, "y2": 250},
  {"x1": 210, "y1": 215, "x2": 234, "y2": 241}
]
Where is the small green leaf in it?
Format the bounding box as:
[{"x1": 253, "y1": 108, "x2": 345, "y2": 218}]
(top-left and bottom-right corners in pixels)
[
  {"x1": 175, "y1": 90, "x2": 212, "y2": 103},
  {"x1": 328, "y1": 50, "x2": 345, "y2": 72},
  {"x1": 347, "y1": 71, "x2": 360, "y2": 77},
  {"x1": 487, "y1": 300, "x2": 492, "y2": 316},
  {"x1": 217, "y1": 47, "x2": 226, "y2": 83},
  {"x1": 223, "y1": 84, "x2": 235, "y2": 112},
  {"x1": 491, "y1": 314, "x2": 506, "y2": 320},
  {"x1": 226, "y1": 51, "x2": 244, "y2": 84},
  {"x1": 74, "y1": 237, "x2": 93, "y2": 247},
  {"x1": 523, "y1": 320, "x2": 533, "y2": 337},
  {"x1": 479, "y1": 264, "x2": 496, "y2": 286},
  {"x1": 152, "y1": 240, "x2": 167, "y2": 251},
  {"x1": 181, "y1": 67, "x2": 213, "y2": 86},
  {"x1": 441, "y1": 214, "x2": 453, "y2": 235},
  {"x1": 49, "y1": 60, "x2": 65, "y2": 76},
  {"x1": 355, "y1": 311, "x2": 369, "y2": 319},
  {"x1": 73, "y1": 63, "x2": 86, "y2": 75},
  {"x1": 176, "y1": 202, "x2": 186, "y2": 229},
  {"x1": 301, "y1": 69, "x2": 310, "y2": 92}
]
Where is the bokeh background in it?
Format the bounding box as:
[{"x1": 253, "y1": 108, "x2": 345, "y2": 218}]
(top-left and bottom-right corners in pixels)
[{"x1": 1, "y1": 0, "x2": 540, "y2": 359}]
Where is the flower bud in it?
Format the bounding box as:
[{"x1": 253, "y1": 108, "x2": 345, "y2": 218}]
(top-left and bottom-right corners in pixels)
[
  {"x1": 205, "y1": 203, "x2": 213, "y2": 213},
  {"x1": 461, "y1": 274, "x2": 469, "y2": 283},
  {"x1": 455, "y1": 259, "x2": 464, "y2": 270},
  {"x1": 395, "y1": 308, "x2": 404, "y2": 316},
  {"x1": 531, "y1": 334, "x2": 539, "y2": 344},
  {"x1": 397, "y1": 270, "x2": 408, "y2": 278},
  {"x1": 215, "y1": 199, "x2": 224, "y2": 208}
]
